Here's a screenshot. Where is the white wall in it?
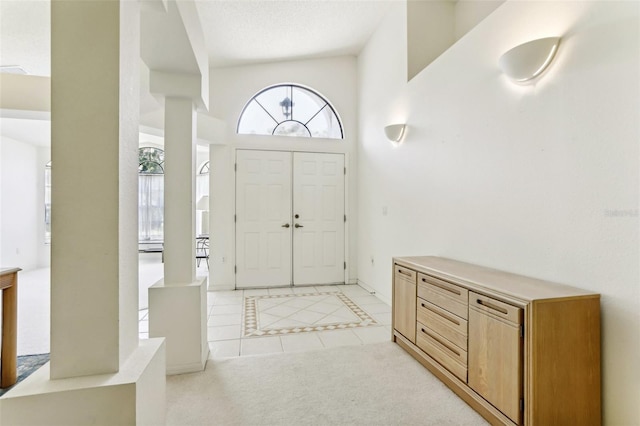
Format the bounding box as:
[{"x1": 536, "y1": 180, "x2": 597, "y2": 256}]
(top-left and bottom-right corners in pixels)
[
  {"x1": 207, "y1": 56, "x2": 358, "y2": 289},
  {"x1": 0, "y1": 136, "x2": 48, "y2": 270},
  {"x1": 407, "y1": 1, "x2": 454, "y2": 81},
  {"x1": 358, "y1": 1, "x2": 638, "y2": 424},
  {"x1": 454, "y1": 1, "x2": 504, "y2": 41}
]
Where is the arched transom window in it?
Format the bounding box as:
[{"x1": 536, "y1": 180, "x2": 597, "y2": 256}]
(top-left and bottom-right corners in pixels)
[
  {"x1": 139, "y1": 147, "x2": 164, "y2": 174},
  {"x1": 237, "y1": 84, "x2": 343, "y2": 139}
]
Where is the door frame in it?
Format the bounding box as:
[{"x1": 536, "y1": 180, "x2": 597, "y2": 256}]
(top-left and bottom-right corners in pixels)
[{"x1": 234, "y1": 148, "x2": 350, "y2": 289}]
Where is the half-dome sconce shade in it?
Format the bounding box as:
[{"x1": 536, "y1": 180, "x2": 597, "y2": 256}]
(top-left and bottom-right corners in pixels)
[
  {"x1": 498, "y1": 37, "x2": 561, "y2": 83},
  {"x1": 384, "y1": 124, "x2": 406, "y2": 144}
]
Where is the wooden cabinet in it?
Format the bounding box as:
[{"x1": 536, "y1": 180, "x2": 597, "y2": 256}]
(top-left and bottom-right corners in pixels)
[
  {"x1": 392, "y1": 265, "x2": 416, "y2": 343},
  {"x1": 468, "y1": 292, "x2": 523, "y2": 424},
  {"x1": 392, "y1": 256, "x2": 601, "y2": 426}
]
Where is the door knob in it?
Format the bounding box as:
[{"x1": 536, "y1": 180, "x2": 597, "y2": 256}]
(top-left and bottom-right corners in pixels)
[
  {"x1": 294, "y1": 223, "x2": 304, "y2": 228},
  {"x1": 282, "y1": 223, "x2": 290, "y2": 228}
]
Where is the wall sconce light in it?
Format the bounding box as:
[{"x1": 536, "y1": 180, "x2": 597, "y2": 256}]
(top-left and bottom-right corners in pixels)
[
  {"x1": 498, "y1": 37, "x2": 561, "y2": 83},
  {"x1": 384, "y1": 124, "x2": 406, "y2": 144}
]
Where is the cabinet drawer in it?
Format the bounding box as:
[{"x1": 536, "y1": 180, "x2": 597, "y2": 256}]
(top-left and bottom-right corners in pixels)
[
  {"x1": 418, "y1": 274, "x2": 468, "y2": 320},
  {"x1": 470, "y1": 292, "x2": 522, "y2": 325},
  {"x1": 417, "y1": 299, "x2": 468, "y2": 351},
  {"x1": 395, "y1": 265, "x2": 416, "y2": 282},
  {"x1": 417, "y1": 323, "x2": 467, "y2": 382}
]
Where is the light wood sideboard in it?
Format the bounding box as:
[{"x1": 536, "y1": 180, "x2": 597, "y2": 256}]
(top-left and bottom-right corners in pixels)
[
  {"x1": 0, "y1": 267, "x2": 20, "y2": 388},
  {"x1": 391, "y1": 256, "x2": 601, "y2": 426}
]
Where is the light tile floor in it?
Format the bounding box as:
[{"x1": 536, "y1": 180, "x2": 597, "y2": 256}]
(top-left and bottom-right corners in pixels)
[
  {"x1": 14, "y1": 263, "x2": 388, "y2": 359},
  {"x1": 138, "y1": 284, "x2": 392, "y2": 358}
]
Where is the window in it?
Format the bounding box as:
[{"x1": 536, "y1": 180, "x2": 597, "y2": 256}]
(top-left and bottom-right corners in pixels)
[
  {"x1": 138, "y1": 147, "x2": 164, "y2": 241},
  {"x1": 237, "y1": 84, "x2": 343, "y2": 139},
  {"x1": 196, "y1": 161, "x2": 210, "y2": 235},
  {"x1": 198, "y1": 161, "x2": 210, "y2": 175},
  {"x1": 138, "y1": 147, "x2": 165, "y2": 174},
  {"x1": 197, "y1": 161, "x2": 209, "y2": 201},
  {"x1": 45, "y1": 161, "x2": 51, "y2": 244}
]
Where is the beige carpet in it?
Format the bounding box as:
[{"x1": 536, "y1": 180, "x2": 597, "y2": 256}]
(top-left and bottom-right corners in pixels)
[{"x1": 166, "y1": 342, "x2": 489, "y2": 425}]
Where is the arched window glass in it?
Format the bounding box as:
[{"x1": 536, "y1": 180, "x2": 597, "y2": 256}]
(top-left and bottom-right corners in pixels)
[
  {"x1": 139, "y1": 147, "x2": 165, "y2": 174},
  {"x1": 237, "y1": 84, "x2": 344, "y2": 139},
  {"x1": 199, "y1": 161, "x2": 210, "y2": 175},
  {"x1": 138, "y1": 148, "x2": 164, "y2": 241},
  {"x1": 197, "y1": 160, "x2": 209, "y2": 202}
]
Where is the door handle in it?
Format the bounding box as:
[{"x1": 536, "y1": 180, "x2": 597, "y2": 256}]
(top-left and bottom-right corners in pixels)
[
  {"x1": 282, "y1": 223, "x2": 290, "y2": 228},
  {"x1": 294, "y1": 223, "x2": 304, "y2": 228}
]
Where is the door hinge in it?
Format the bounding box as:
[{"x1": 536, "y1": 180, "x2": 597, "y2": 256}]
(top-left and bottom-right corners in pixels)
[
  {"x1": 235, "y1": 163, "x2": 237, "y2": 172},
  {"x1": 234, "y1": 265, "x2": 237, "y2": 274},
  {"x1": 344, "y1": 261, "x2": 347, "y2": 270},
  {"x1": 520, "y1": 324, "x2": 525, "y2": 338},
  {"x1": 520, "y1": 398, "x2": 524, "y2": 412},
  {"x1": 344, "y1": 167, "x2": 346, "y2": 175},
  {"x1": 234, "y1": 214, "x2": 237, "y2": 223},
  {"x1": 344, "y1": 214, "x2": 347, "y2": 222}
]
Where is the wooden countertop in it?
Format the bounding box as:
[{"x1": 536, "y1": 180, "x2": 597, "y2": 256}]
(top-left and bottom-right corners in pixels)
[
  {"x1": 0, "y1": 267, "x2": 21, "y2": 276},
  {"x1": 0, "y1": 268, "x2": 21, "y2": 290},
  {"x1": 394, "y1": 256, "x2": 599, "y2": 303}
]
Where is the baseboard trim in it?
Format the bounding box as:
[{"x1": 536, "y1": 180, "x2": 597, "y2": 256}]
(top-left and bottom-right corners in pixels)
[
  {"x1": 166, "y1": 356, "x2": 208, "y2": 376},
  {"x1": 209, "y1": 284, "x2": 235, "y2": 291}
]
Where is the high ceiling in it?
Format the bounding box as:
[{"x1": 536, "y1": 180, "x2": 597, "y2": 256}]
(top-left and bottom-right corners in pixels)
[
  {"x1": 0, "y1": 0, "x2": 393, "y2": 146},
  {"x1": 195, "y1": 0, "x2": 393, "y2": 67},
  {"x1": 0, "y1": 0, "x2": 50, "y2": 76},
  {"x1": 0, "y1": 0, "x2": 393, "y2": 76}
]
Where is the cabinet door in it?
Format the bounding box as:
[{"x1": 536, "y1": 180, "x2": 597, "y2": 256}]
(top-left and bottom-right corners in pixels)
[
  {"x1": 468, "y1": 294, "x2": 523, "y2": 425},
  {"x1": 393, "y1": 266, "x2": 417, "y2": 343}
]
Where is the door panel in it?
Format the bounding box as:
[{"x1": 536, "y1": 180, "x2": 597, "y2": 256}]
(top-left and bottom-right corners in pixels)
[
  {"x1": 236, "y1": 150, "x2": 292, "y2": 288},
  {"x1": 293, "y1": 152, "x2": 345, "y2": 285},
  {"x1": 468, "y1": 298, "x2": 523, "y2": 425}
]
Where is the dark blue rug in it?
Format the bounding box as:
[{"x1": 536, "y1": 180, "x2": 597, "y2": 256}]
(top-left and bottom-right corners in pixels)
[{"x1": 0, "y1": 353, "x2": 50, "y2": 397}]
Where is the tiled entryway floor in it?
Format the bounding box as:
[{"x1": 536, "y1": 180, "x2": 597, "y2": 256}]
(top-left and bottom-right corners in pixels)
[{"x1": 138, "y1": 284, "x2": 392, "y2": 358}]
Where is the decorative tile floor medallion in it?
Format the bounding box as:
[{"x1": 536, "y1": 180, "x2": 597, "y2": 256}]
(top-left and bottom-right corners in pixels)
[{"x1": 243, "y1": 292, "x2": 378, "y2": 337}]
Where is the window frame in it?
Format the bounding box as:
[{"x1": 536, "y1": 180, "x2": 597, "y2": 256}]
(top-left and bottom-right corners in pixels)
[{"x1": 236, "y1": 83, "x2": 344, "y2": 140}]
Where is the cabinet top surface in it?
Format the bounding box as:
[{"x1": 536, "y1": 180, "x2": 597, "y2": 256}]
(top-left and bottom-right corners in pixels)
[
  {"x1": 0, "y1": 267, "x2": 21, "y2": 276},
  {"x1": 394, "y1": 256, "x2": 599, "y2": 303}
]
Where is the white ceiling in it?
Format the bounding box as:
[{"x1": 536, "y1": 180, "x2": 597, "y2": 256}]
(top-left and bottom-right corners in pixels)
[
  {"x1": 1, "y1": 0, "x2": 393, "y2": 75},
  {"x1": 195, "y1": 0, "x2": 394, "y2": 67},
  {"x1": 1, "y1": 0, "x2": 393, "y2": 147},
  {"x1": 0, "y1": 0, "x2": 50, "y2": 77}
]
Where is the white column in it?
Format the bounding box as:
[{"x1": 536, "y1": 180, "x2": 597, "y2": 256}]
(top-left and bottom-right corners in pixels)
[
  {"x1": 0, "y1": 2, "x2": 166, "y2": 423},
  {"x1": 49, "y1": 0, "x2": 139, "y2": 379},
  {"x1": 163, "y1": 97, "x2": 196, "y2": 284},
  {"x1": 149, "y1": 96, "x2": 208, "y2": 374}
]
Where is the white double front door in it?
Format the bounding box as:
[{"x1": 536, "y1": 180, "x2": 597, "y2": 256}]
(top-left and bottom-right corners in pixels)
[{"x1": 235, "y1": 150, "x2": 345, "y2": 288}]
